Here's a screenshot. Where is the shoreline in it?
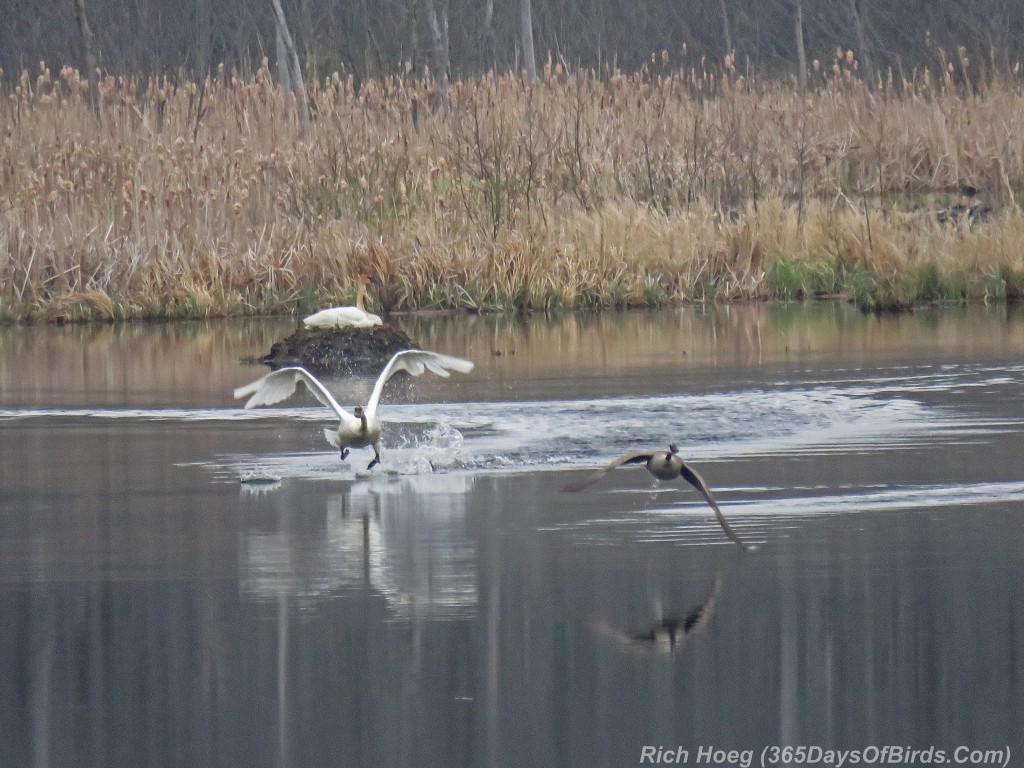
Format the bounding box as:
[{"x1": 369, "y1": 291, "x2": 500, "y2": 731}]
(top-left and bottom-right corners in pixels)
[{"x1": 4, "y1": 63, "x2": 1024, "y2": 323}]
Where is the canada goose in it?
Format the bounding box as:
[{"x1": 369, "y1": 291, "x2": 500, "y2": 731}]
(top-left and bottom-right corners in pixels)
[
  {"x1": 563, "y1": 444, "x2": 747, "y2": 548},
  {"x1": 303, "y1": 275, "x2": 383, "y2": 329},
  {"x1": 234, "y1": 349, "x2": 474, "y2": 469}
]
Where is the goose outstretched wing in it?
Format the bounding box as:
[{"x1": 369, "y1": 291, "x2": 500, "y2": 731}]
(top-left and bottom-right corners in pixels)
[
  {"x1": 679, "y1": 464, "x2": 747, "y2": 549},
  {"x1": 561, "y1": 450, "x2": 654, "y2": 492}
]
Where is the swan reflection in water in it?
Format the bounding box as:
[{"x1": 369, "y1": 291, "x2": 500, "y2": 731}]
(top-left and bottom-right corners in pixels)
[{"x1": 239, "y1": 474, "x2": 478, "y2": 618}]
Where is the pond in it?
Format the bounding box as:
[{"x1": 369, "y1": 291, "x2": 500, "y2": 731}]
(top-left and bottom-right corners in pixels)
[{"x1": 1, "y1": 304, "x2": 1022, "y2": 767}]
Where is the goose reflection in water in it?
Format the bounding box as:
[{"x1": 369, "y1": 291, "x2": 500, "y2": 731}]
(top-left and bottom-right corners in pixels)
[
  {"x1": 595, "y1": 574, "x2": 724, "y2": 655},
  {"x1": 563, "y1": 443, "x2": 748, "y2": 549}
]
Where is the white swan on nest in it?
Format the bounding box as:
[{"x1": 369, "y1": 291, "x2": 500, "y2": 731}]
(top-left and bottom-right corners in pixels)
[
  {"x1": 303, "y1": 274, "x2": 383, "y2": 329},
  {"x1": 234, "y1": 349, "x2": 474, "y2": 470}
]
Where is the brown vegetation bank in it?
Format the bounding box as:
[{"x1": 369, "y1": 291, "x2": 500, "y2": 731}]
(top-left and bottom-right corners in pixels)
[{"x1": 3, "y1": 56, "x2": 1024, "y2": 323}]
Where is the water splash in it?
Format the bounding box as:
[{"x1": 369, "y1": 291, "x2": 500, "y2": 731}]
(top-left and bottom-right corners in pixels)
[{"x1": 5, "y1": 361, "x2": 1021, "y2": 480}]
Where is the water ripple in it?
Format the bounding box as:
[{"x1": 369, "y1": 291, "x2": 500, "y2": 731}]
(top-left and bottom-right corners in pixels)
[
  {"x1": 4, "y1": 362, "x2": 1021, "y2": 478},
  {"x1": 546, "y1": 481, "x2": 1024, "y2": 547}
]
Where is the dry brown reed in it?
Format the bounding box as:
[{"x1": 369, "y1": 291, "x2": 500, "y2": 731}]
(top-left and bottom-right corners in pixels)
[{"x1": 3, "y1": 55, "x2": 1024, "y2": 321}]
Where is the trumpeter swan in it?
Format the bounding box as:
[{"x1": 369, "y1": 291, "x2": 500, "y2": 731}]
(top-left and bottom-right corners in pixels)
[
  {"x1": 563, "y1": 443, "x2": 747, "y2": 548},
  {"x1": 234, "y1": 349, "x2": 474, "y2": 469},
  {"x1": 303, "y1": 275, "x2": 383, "y2": 329}
]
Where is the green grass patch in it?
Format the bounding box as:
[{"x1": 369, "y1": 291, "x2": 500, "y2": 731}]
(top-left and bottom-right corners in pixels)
[
  {"x1": 764, "y1": 254, "x2": 840, "y2": 300},
  {"x1": 765, "y1": 254, "x2": 1003, "y2": 311}
]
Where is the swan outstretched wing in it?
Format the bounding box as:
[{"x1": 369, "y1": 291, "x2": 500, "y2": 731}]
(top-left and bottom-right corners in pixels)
[
  {"x1": 679, "y1": 464, "x2": 747, "y2": 549},
  {"x1": 561, "y1": 451, "x2": 654, "y2": 492},
  {"x1": 234, "y1": 366, "x2": 353, "y2": 421},
  {"x1": 365, "y1": 350, "x2": 475, "y2": 416}
]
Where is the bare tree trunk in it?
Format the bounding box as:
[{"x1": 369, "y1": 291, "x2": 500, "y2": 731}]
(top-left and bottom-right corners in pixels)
[
  {"x1": 794, "y1": 0, "x2": 807, "y2": 91},
  {"x1": 269, "y1": 0, "x2": 311, "y2": 138},
  {"x1": 194, "y1": 0, "x2": 212, "y2": 77},
  {"x1": 424, "y1": 0, "x2": 450, "y2": 109},
  {"x1": 482, "y1": 0, "x2": 497, "y2": 69},
  {"x1": 360, "y1": 0, "x2": 378, "y2": 80},
  {"x1": 73, "y1": 0, "x2": 100, "y2": 113},
  {"x1": 276, "y1": 24, "x2": 292, "y2": 92},
  {"x1": 441, "y1": 0, "x2": 450, "y2": 77},
  {"x1": 719, "y1": 0, "x2": 733, "y2": 57},
  {"x1": 520, "y1": 0, "x2": 537, "y2": 82},
  {"x1": 848, "y1": 0, "x2": 876, "y2": 86},
  {"x1": 408, "y1": 0, "x2": 419, "y2": 74},
  {"x1": 483, "y1": 0, "x2": 493, "y2": 33},
  {"x1": 424, "y1": 0, "x2": 450, "y2": 80},
  {"x1": 298, "y1": 0, "x2": 318, "y2": 84}
]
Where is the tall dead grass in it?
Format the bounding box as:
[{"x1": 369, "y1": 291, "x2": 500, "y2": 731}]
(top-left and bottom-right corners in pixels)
[{"x1": 3, "y1": 55, "x2": 1024, "y2": 321}]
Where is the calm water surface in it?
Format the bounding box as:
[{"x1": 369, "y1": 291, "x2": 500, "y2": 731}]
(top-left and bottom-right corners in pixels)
[{"x1": 1, "y1": 305, "x2": 1022, "y2": 767}]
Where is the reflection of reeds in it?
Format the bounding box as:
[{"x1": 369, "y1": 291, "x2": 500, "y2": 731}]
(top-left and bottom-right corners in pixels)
[
  {"x1": 3, "y1": 61, "x2": 1024, "y2": 320},
  {"x1": 2, "y1": 307, "x2": 1021, "y2": 405}
]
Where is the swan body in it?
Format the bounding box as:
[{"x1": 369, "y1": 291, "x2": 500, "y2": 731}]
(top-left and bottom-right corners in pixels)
[
  {"x1": 563, "y1": 443, "x2": 747, "y2": 549},
  {"x1": 303, "y1": 276, "x2": 383, "y2": 329},
  {"x1": 234, "y1": 349, "x2": 474, "y2": 469},
  {"x1": 303, "y1": 306, "x2": 382, "y2": 329}
]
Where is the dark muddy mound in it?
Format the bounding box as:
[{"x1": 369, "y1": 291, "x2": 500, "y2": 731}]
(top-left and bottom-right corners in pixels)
[{"x1": 261, "y1": 324, "x2": 418, "y2": 375}]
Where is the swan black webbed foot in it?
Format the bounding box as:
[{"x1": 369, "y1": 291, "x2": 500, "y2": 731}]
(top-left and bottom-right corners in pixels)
[
  {"x1": 366, "y1": 455, "x2": 381, "y2": 471},
  {"x1": 340, "y1": 448, "x2": 350, "y2": 461}
]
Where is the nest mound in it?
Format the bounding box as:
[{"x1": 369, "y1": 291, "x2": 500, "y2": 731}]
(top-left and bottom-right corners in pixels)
[{"x1": 261, "y1": 324, "x2": 418, "y2": 375}]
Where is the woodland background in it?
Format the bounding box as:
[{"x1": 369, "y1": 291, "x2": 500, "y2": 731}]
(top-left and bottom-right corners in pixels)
[{"x1": 4, "y1": 0, "x2": 1022, "y2": 84}]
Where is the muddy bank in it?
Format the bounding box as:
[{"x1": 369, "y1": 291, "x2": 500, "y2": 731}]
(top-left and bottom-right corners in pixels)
[{"x1": 260, "y1": 324, "x2": 417, "y2": 375}]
